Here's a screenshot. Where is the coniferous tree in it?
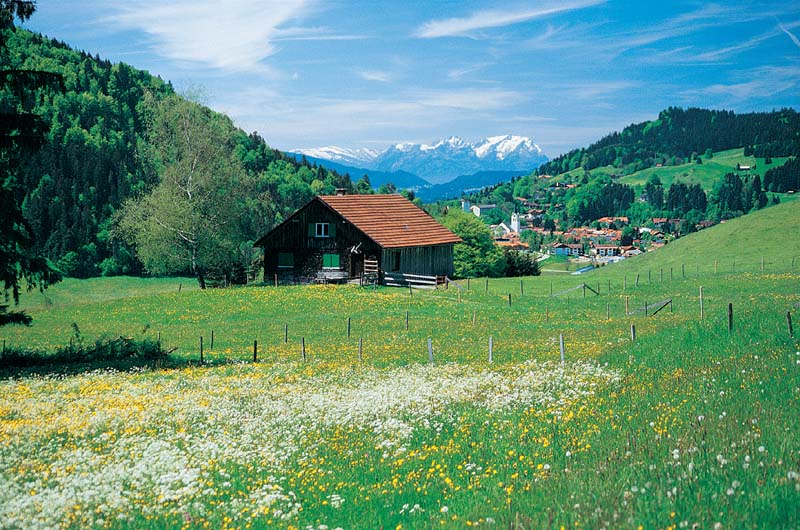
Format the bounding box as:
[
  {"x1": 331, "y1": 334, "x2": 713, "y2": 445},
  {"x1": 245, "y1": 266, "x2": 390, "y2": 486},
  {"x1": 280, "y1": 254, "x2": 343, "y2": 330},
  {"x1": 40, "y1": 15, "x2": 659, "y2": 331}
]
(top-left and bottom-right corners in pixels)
[{"x1": 0, "y1": 0, "x2": 61, "y2": 323}]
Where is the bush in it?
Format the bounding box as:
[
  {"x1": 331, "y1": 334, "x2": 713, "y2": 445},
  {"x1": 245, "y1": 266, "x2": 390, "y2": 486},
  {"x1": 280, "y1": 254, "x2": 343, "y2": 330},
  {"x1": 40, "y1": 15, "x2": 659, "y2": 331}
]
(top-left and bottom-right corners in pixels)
[
  {"x1": 0, "y1": 337, "x2": 166, "y2": 369},
  {"x1": 503, "y1": 249, "x2": 541, "y2": 277}
]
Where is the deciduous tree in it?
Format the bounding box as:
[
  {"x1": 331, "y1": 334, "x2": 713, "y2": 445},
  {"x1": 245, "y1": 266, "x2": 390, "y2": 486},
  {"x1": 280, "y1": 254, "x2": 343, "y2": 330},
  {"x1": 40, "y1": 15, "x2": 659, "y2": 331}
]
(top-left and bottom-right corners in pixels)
[{"x1": 116, "y1": 94, "x2": 246, "y2": 288}]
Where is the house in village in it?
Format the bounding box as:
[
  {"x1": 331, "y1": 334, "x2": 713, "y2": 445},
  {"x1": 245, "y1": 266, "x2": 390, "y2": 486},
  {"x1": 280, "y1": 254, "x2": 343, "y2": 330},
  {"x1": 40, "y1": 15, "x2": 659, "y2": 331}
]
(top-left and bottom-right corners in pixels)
[
  {"x1": 550, "y1": 242, "x2": 584, "y2": 257},
  {"x1": 254, "y1": 193, "x2": 461, "y2": 284},
  {"x1": 593, "y1": 244, "x2": 620, "y2": 257},
  {"x1": 470, "y1": 204, "x2": 497, "y2": 217}
]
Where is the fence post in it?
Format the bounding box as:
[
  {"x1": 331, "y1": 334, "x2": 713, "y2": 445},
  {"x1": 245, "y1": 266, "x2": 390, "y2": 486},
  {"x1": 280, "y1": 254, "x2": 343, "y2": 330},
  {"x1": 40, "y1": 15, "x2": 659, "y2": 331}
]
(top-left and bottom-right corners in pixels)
[
  {"x1": 253, "y1": 340, "x2": 258, "y2": 362},
  {"x1": 648, "y1": 270, "x2": 651, "y2": 284},
  {"x1": 545, "y1": 305, "x2": 549, "y2": 322},
  {"x1": 550, "y1": 282, "x2": 553, "y2": 297},
  {"x1": 508, "y1": 293, "x2": 512, "y2": 307},
  {"x1": 284, "y1": 324, "x2": 288, "y2": 344},
  {"x1": 606, "y1": 302, "x2": 610, "y2": 319},
  {"x1": 624, "y1": 274, "x2": 627, "y2": 290},
  {"x1": 559, "y1": 334, "x2": 565, "y2": 364},
  {"x1": 625, "y1": 296, "x2": 629, "y2": 315},
  {"x1": 467, "y1": 277, "x2": 471, "y2": 290},
  {"x1": 728, "y1": 303, "x2": 733, "y2": 333},
  {"x1": 489, "y1": 336, "x2": 493, "y2": 363},
  {"x1": 157, "y1": 332, "x2": 161, "y2": 350},
  {"x1": 347, "y1": 317, "x2": 351, "y2": 338},
  {"x1": 406, "y1": 311, "x2": 409, "y2": 331},
  {"x1": 359, "y1": 337, "x2": 363, "y2": 361},
  {"x1": 274, "y1": 273, "x2": 278, "y2": 288},
  {"x1": 787, "y1": 311, "x2": 794, "y2": 338},
  {"x1": 427, "y1": 338, "x2": 433, "y2": 363},
  {"x1": 408, "y1": 284, "x2": 413, "y2": 297},
  {"x1": 714, "y1": 260, "x2": 718, "y2": 274},
  {"x1": 485, "y1": 277, "x2": 489, "y2": 293},
  {"x1": 682, "y1": 264, "x2": 685, "y2": 278},
  {"x1": 608, "y1": 279, "x2": 611, "y2": 293},
  {"x1": 660, "y1": 268, "x2": 663, "y2": 282},
  {"x1": 699, "y1": 286, "x2": 704, "y2": 322},
  {"x1": 630, "y1": 324, "x2": 636, "y2": 342},
  {"x1": 199, "y1": 336, "x2": 204, "y2": 364},
  {"x1": 210, "y1": 330, "x2": 214, "y2": 350},
  {"x1": 636, "y1": 273, "x2": 640, "y2": 287},
  {"x1": 583, "y1": 284, "x2": 586, "y2": 298},
  {"x1": 670, "y1": 267, "x2": 673, "y2": 281},
  {"x1": 301, "y1": 337, "x2": 306, "y2": 362},
  {"x1": 472, "y1": 310, "x2": 476, "y2": 326}
]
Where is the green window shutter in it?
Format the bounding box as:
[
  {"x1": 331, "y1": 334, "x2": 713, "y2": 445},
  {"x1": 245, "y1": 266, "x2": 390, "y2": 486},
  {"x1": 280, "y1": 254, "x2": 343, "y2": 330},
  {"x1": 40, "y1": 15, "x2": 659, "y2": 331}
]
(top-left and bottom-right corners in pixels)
[
  {"x1": 322, "y1": 253, "x2": 340, "y2": 268},
  {"x1": 308, "y1": 223, "x2": 315, "y2": 237},
  {"x1": 329, "y1": 223, "x2": 337, "y2": 238}
]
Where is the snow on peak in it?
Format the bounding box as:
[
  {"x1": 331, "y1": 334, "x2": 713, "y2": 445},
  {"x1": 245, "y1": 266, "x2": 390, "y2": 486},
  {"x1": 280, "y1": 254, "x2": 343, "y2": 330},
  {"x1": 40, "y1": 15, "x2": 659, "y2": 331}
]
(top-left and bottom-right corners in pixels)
[
  {"x1": 474, "y1": 135, "x2": 542, "y2": 160},
  {"x1": 295, "y1": 146, "x2": 380, "y2": 165}
]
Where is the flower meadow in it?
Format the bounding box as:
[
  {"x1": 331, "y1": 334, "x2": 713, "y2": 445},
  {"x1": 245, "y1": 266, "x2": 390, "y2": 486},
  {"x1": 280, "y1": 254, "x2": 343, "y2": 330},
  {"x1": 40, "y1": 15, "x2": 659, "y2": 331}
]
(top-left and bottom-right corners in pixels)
[
  {"x1": 1, "y1": 252, "x2": 799, "y2": 528},
  {"x1": 1, "y1": 360, "x2": 620, "y2": 529}
]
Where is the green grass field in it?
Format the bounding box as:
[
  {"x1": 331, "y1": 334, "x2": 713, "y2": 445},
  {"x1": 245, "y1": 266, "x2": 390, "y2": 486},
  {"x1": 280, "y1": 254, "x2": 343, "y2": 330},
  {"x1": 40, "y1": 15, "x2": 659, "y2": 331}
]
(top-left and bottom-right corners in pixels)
[{"x1": 1, "y1": 201, "x2": 798, "y2": 529}]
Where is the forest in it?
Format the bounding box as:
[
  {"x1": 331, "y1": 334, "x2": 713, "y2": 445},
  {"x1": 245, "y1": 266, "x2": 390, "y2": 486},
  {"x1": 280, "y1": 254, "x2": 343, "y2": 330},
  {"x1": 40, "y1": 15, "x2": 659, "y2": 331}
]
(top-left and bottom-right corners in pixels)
[{"x1": 6, "y1": 28, "x2": 357, "y2": 280}]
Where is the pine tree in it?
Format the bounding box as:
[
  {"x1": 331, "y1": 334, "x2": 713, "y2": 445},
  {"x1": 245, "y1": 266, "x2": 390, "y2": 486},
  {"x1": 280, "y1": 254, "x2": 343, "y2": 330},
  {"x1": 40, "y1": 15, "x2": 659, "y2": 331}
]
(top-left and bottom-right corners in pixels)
[{"x1": 0, "y1": 0, "x2": 61, "y2": 323}]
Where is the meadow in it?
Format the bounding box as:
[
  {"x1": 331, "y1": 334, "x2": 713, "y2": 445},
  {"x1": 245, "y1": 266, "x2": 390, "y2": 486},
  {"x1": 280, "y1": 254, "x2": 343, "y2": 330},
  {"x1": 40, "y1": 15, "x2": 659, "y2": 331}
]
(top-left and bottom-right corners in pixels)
[
  {"x1": 1, "y1": 201, "x2": 798, "y2": 529},
  {"x1": 557, "y1": 148, "x2": 790, "y2": 191}
]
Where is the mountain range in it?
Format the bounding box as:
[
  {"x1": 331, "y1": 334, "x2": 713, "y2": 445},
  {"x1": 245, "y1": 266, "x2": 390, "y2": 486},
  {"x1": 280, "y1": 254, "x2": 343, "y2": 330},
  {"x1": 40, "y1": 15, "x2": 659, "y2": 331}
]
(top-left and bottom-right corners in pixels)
[{"x1": 292, "y1": 135, "x2": 548, "y2": 195}]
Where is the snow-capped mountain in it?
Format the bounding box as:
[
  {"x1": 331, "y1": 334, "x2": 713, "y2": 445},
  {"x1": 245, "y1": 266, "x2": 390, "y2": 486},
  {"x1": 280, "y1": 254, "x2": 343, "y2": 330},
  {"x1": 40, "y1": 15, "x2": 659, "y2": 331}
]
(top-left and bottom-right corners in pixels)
[
  {"x1": 293, "y1": 135, "x2": 547, "y2": 185},
  {"x1": 294, "y1": 146, "x2": 381, "y2": 167}
]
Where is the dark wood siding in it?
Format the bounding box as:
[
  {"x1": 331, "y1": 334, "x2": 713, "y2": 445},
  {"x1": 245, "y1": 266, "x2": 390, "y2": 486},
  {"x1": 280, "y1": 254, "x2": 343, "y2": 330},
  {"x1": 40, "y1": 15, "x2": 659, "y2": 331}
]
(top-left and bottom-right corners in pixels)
[
  {"x1": 260, "y1": 200, "x2": 381, "y2": 281},
  {"x1": 381, "y1": 244, "x2": 454, "y2": 277}
]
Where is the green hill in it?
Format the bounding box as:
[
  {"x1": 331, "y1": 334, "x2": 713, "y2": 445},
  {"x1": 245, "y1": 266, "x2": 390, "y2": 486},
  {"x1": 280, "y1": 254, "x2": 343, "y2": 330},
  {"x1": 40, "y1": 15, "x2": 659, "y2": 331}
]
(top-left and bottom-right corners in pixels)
[
  {"x1": 577, "y1": 148, "x2": 789, "y2": 192},
  {"x1": 597, "y1": 199, "x2": 799, "y2": 275}
]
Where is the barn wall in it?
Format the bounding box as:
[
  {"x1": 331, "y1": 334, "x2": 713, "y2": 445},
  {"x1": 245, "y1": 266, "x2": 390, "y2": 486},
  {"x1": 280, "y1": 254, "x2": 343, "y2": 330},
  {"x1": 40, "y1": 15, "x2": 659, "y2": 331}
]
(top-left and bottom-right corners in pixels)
[
  {"x1": 260, "y1": 199, "x2": 381, "y2": 281},
  {"x1": 381, "y1": 244, "x2": 454, "y2": 277}
]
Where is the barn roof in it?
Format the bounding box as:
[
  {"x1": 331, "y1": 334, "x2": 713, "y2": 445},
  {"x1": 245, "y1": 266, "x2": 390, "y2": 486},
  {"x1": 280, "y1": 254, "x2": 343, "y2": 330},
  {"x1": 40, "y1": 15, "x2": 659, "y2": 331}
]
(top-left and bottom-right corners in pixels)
[{"x1": 318, "y1": 194, "x2": 462, "y2": 248}]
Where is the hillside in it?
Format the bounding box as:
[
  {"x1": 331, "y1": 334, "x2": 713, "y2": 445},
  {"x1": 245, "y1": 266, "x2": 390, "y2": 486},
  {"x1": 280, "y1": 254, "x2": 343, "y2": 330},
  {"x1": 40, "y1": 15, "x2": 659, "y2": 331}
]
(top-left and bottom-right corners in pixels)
[
  {"x1": 6, "y1": 28, "x2": 354, "y2": 278},
  {"x1": 562, "y1": 148, "x2": 789, "y2": 192},
  {"x1": 538, "y1": 107, "x2": 800, "y2": 177},
  {"x1": 599, "y1": 198, "x2": 799, "y2": 274}
]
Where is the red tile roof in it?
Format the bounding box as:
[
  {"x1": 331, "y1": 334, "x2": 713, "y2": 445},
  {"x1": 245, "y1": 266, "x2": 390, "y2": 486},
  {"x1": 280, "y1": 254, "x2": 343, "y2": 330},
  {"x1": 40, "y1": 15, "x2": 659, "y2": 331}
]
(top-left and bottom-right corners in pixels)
[{"x1": 319, "y1": 194, "x2": 462, "y2": 248}]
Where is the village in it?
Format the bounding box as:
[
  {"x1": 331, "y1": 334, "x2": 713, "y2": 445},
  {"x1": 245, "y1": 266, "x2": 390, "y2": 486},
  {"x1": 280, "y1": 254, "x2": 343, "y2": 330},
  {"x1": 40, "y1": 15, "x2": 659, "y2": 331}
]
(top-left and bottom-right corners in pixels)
[{"x1": 464, "y1": 198, "x2": 718, "y2": 268}]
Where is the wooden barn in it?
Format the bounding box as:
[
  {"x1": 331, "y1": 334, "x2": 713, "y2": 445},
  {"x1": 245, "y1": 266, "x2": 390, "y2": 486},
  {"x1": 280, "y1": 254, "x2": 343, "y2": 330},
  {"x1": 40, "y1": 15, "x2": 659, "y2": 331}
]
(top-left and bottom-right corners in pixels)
[{"x1": 254, "y1": 193, "x2": 462, "y2": 285}]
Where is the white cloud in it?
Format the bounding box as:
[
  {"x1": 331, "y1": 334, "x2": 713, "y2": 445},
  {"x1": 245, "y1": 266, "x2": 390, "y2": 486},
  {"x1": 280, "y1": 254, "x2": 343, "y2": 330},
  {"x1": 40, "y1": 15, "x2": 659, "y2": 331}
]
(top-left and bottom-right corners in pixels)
[
  {"x1": 415, "y1": 0, "x2": 604, "y2": 38},
  {"x1": 214, "y1": 87, "x2": 526, "y2": 149},
  {"x1": 356, "y1": 69, "x2": 392, "y2": 83},
  {"x1": 110, "y1": 0, "x2": 311, "y2": 71},
  {"x1": 779, "y1": 23, "x2": 800, "y2": 49},
  {"x1": 683, "y1": 65, "x2": 800, "y2": 100}
]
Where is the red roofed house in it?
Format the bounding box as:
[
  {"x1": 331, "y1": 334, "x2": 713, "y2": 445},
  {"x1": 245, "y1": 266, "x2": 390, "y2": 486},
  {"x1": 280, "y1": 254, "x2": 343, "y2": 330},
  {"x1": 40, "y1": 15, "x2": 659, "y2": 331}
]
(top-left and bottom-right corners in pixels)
[{"x1": 254, "y1": 193, "x2": 461, "y2": 284}]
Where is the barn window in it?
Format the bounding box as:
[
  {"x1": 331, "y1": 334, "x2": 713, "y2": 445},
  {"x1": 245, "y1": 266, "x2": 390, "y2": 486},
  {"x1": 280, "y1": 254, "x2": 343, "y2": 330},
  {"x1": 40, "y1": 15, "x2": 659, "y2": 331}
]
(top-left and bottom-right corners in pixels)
[
  {"x1": 315, "y1": 223, "x2": 330, "y2": 237},
  {"x1": 390, "y1": 251, "x2": 400, "y2": 271},
  {"x1": 322, "y1": 253, "x2": 340, "y2": 269},
  {"x1": 277, "y1": 252, "x2": 294, "y2": 268}
]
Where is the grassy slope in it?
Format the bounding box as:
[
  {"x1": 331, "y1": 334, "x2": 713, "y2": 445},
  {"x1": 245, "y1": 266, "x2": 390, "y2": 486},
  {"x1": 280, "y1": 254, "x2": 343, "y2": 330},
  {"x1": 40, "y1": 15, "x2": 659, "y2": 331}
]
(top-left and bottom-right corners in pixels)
[
  {"x1": 553, "y1": 148, "x2": 791, "y2": 192},
  {"x1": 1, "y1": 202, "x2": 798, "y2": 529}
]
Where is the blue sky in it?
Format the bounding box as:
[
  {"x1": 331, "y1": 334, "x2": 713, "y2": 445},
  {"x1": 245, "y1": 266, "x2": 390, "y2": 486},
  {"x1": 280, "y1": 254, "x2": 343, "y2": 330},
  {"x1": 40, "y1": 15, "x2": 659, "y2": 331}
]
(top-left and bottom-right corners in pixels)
[{"x1": 24, "y1": 0, "x2": 800, "y2": 157}]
